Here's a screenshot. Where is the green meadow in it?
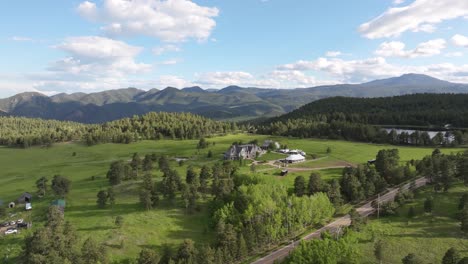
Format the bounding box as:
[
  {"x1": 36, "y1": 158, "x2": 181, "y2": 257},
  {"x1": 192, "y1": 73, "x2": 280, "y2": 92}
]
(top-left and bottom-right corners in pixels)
[
  {"x1": 0, "y1": 133, "x2": 465, "y2": 261},
  {"x1": 356, "y1": 183, "x2": 468, "y2": 263}
]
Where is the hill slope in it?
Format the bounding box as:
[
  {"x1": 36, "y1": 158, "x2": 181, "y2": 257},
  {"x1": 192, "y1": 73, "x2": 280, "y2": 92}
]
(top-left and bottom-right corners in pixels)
[
  {"x1": 269, "y1": 93, "x2": 468, "y2": 128},
  {"x1": 1, "y1": 74, "x2": 468, "y2": 123}
]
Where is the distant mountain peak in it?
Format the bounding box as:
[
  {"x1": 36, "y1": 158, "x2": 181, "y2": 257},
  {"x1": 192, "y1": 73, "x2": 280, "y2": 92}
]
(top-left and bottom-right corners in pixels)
[
  {"x1": 182, "y1": 86, "x2": 205, "y2": 93},
  {"x1": 218, "y1": 85, "x2": 244, "y2": 94},
  {"x1": 363, "y1": 73, "x2": 450, "y2": 87}
]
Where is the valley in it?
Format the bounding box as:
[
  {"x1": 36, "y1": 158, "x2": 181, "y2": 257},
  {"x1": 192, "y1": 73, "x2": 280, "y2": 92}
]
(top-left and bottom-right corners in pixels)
[{"x1": 0, "y1": 133, "x2": 466, "y2": 262}]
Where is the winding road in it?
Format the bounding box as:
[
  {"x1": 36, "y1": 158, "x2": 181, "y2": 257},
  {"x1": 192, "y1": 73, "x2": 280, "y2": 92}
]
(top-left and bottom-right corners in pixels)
[{"x1": 251, "y1": 177, "x2": 428, "y2": 264}]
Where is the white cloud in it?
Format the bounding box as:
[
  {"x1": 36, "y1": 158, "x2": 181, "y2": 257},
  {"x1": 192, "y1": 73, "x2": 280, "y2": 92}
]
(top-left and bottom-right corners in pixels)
[
  {"x1": 359, "y1": 0, "x2": 468, "y2": 39},
  {"x1": 155, "y1": 75, "x2": 193, "y2": 88},
  {"x1": 77, "y1": 0, "x2": 219, "y2": 42},
  {"x1": 55, "y1": 36, "x2": 143, "y2": 62},
  {"x1": 159, "y1": 59, "x2": 181, "y2": 65},
  {"x1": 277, "y1": 56, "x2": 468, "y2": 84},
  {"x1": 77, "y1": 1, "x2": 98, "y2": 21},
  {"x1": 325, "y1": 51, "x2": 342, "y2": 57},
  {"x1": 16, "y1": 36, "x2": 153, "y2": 95},
  {"x1": 452, "y1": 34, "x2": 468, "y2": 47},
  {"x1": 375, "y1": 39, "x2": 446, "y2": 58},
  {"x1": 445, "y1": 52, "x2": 464, "y2": 57},
  {"x1": 9, "y1": 36, "x2": 34, "y2": 42},
  {"x1": 152, "y1": 44, "x2": 181, "y2": 55},
  {"x1": 393, "y1": 0, "x2": 405, "y2": 5},
  {"x1": 196, "y1": 72, "x2": 256, "y2": 87}
]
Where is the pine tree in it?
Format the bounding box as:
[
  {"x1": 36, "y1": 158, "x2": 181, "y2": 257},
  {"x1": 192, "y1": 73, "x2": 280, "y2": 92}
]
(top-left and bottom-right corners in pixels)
[
  {"x1": 307, "y1": 172, "x2": 323, "y2": 195},
  {"x1": 81, "y1": 237, "x2": 108, "y2": 264},
  {"x1": 140, "y1": 190, "x2": 152, "y2": 210},
  {"x1": 36, "y1": 176, "x2": 48, "y2": 197},
  {"x1": 115, "y1": 216, "x2": 124, "y2": 228},
  {"x1": 402, "y1": 253, "x2": 423, "y2": 264},
  {"x1": 186, "y1": 166, "x2": 197, "y2": 184},
  {"x1": 138, "y1": 248, "x2": 160, "y2": 264},
  {"x1": 442, "y1": 247, "x2": 460, "y2": 264},
  {"x1": 424, "y1": 197, "x2": 434, "y2": 213},
  {"x1": 461, "y1": 208, "x2": 468, "y2": 235},
  {"x1": 407, "y1": 206, "x2": 416, "y2": 219},
  {"x1": 294, "y1": 176, "x2": 306, "y2": 197},
  {"x1": 327, "y1": 179, "x2": 343, "y2": 206},
  {"x1": 459, "y1": 193, "x2": 468, "y2": 210},
  {"x1": 143, "y1": 154, "x2": 153, "y2": 172},
  {"x1": 107, "y1": 187, "x2": 116, "y2": 207},
  {"x1": 236, "y1": 234, "x2": 248, "y2": 261},
  {"x1": 197, "y1": 245, "x2": 215, "y2": 264},
  {"x1": 51, "y1": 175, "x2": 71, "y2": 197},
  {"x1": 177, "y1": 239, "x2": 198, "y2": 263},
  {"x1": 131, "y1": 152, "x2": 142, "y2": 178},
  {"x1": 97, "y1": 190, "x2": 108, "y2": 208},
  {"x1": 374, "y1": 240, "x2": 385, "y2": 264}
]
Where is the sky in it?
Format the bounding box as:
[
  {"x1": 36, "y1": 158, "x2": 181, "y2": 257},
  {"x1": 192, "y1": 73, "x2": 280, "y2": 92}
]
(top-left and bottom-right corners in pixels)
[{"x1": 1, "y1": 0, "x2": 468, "y2": 97}]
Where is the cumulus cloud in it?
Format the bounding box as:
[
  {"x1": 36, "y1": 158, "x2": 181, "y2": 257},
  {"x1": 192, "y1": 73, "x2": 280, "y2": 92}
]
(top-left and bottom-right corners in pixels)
[
  {"x1": 77, "y1": 0, "x2": 219, "y2": 42},
  {"x1": 192, "y1": 70, "x2": 335, "y2": 89},
  {"x1": 19, "y1": 36, "x2": 152, "y2": 95},
  {"x1": 77, "y1": 1, "x2": 98, "y2": 21},
  {"x1": 277, "y1": 56, "x2": 468, "y2": 84},
  {"x1": 359, "y1": 0, "x2": 468, "y2": 39},
  {"x1": 452, "y1": 34, "x2": 468, "y2": 47},
  {"x1": 375, "y1": 39, "x2": 446, "y2": 58}
]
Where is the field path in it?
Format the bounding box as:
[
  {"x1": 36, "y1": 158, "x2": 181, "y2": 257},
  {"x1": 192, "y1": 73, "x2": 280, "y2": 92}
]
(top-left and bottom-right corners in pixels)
[
  {"x1": 253, "y1": 156, "x2": 354, "y2": 173},
  {"x1": 251, "y1": 177, "x2": 428, "y2": 264}
]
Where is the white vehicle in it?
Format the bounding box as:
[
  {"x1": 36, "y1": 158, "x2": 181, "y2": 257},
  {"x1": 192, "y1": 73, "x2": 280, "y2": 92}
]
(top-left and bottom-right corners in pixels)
[
  {"x1": 5, "y1": 229, "x2": 17, "y2": 235},
  {"x1": 25, "y1": 203, "x2": 32, "y2": 211},
  {"x1": 17, "y1": 219, "x2": 23, "y2": 224},
  {"x1": 9, "y1": 221, "x2": 15, "y2": 226}
]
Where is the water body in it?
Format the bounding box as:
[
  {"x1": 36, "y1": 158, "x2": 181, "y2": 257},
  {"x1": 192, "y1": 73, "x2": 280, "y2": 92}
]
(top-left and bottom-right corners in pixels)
[{"x1": 384, "y1": 128, "x2": 454, "y2": 142}]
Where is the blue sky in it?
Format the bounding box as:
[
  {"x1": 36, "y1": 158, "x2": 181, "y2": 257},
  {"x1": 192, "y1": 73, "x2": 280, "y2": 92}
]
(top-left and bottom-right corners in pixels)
[{"x1": 1, "y1": 0, "x2": 468, "y2": 97}]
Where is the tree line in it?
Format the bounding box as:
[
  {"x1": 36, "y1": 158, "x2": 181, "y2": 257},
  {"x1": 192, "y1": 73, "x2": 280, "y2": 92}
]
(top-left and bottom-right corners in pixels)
[
  {"x1": 256, "y1": 94, "x2": 468, "y2": 147},
  {"x1": 256, "y1": 119, "x2": 467, "y2": 147},
  {"x1": 0, "y1": 112, "x2": 238, "y2": 148}
]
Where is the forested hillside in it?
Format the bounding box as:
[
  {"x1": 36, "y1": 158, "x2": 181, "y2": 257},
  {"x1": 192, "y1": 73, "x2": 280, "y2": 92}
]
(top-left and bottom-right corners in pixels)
[
  {"x1": 271, "y1": 93, "x2": 468, "y2": 127},
  {"x1": 258, "y1": 94, "x2": 468, "y2": 147},
  {"x1": 0, "y1": 112, "x2": 236, "y2": 148}
]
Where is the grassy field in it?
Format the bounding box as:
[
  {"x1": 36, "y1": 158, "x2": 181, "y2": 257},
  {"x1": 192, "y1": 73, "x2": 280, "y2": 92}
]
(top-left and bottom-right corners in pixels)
[
  {"x1": 0, "y1": 133, "x2": 465, "y2": 261},
  {"x1": 355, "y1": 183, "x2": 468, "y2": 263}
]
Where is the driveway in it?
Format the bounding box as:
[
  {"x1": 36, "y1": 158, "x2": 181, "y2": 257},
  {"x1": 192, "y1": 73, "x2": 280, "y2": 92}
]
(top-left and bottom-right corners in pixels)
[{"x1": 251, "y1": 177, "x2": 428, "y2": 264}]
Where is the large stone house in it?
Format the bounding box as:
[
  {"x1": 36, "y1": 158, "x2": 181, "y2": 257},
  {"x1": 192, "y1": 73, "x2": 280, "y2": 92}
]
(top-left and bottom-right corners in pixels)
[{"x1": 224, "y1": 144, "x2": 262, "y2": 160}]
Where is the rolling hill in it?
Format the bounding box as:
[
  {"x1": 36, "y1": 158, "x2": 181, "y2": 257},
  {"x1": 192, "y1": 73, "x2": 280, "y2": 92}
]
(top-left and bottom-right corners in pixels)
[{"x1": 1, "y1": 74, "x2": 468, "y2": 123}]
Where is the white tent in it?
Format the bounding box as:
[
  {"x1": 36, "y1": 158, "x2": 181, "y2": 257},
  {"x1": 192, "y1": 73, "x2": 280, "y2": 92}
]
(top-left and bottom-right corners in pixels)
[{"x1": 285, "y1": 154, "x2": 305, "y2": 163}]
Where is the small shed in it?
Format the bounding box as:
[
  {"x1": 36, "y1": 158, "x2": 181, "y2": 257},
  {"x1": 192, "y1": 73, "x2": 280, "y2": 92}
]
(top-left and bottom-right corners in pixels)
[
  {"x1": 367, "y1": 159, "x2": 376, "y2": 165},
  {"x1": 17, "y1": 192, "x2": 32, "y2": 204},
  {"x1": 280, "y1": 170, "x2": 289, "y2": 176}
]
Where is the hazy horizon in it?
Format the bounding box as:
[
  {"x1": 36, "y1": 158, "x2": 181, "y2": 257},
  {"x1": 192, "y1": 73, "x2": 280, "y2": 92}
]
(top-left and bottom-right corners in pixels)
[{"x1": 1, "y1": 0, "x2": 468, "y2": 98}]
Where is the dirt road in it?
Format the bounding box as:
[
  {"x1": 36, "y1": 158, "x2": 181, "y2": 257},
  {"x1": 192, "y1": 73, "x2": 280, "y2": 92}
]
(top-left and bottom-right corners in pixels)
[{"x1": 251, "y1": 177, "x2": 428, "y2": 264}]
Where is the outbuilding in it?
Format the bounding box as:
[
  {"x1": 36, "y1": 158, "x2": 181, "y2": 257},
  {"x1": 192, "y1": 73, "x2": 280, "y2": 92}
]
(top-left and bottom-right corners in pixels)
[
  {"x1": 284, "y1": 154, "x2": 306, "y2": 164},
  {"x1": 17, "y1": 192, "x2": 32, "y2": 204}
]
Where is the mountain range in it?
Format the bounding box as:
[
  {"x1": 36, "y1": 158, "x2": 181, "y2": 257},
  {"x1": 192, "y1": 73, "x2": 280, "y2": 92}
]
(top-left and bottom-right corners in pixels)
[{"x1": 1, "y1": 74, "x2": 468, "y2": 123}]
